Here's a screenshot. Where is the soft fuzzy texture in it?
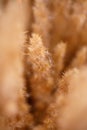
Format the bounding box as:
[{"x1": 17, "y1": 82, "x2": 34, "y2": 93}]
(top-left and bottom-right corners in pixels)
[{"x1": 1, "y1": 0, "x2": 87, "y2": 130}]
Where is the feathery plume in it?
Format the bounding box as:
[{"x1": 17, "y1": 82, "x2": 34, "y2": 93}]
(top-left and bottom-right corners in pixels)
[
  {"x1": 53, "y1": 42, "x2": 66, "y2": 75},
  {"x1": 51, "y1": 0, "x2": 71, "y2": 47},
  {"x1": 27, "y1": 33, "x2": 55, "y2": 122},
  {"x1": 0, "y1": 0, "x2": 33, "y2": 129},
  {"x1": 44, "y1": 67, "x2": 87, "y2": 130},
  {"x1": 69, "y1": 47, "x2": 87, "y2": 69},
  {"x1": 0, "y1": 0, "x2": 87, "y2": 129},
  {"x1": 32, "y1": 0, "x2": 51, "y2": 47},
  {"x1": 51, "y1": 0, "x2": 87, "y2": 62}
]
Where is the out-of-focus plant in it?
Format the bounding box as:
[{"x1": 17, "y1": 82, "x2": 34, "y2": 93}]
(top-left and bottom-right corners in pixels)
[{"x1": 0, "y1": 0, "x2": 87, "y2": 130}]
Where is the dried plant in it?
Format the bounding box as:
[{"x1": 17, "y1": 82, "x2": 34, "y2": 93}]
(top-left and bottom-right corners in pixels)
[
  {"x1": 32, "y1": 0, "x2": 51, "y2": 47},
  {"x1": 0, "y1": 0, "x2": 33, "y2": 129},
  {"x1": 53, "y1": 42, "x2": 66, "y2": 75},
  {"x1": 27, "y1": 33, "x2": 55, "y2": 123},
  {"x1": 69, "y1": 46, "x2": 87, "y2": 69},
  {"x1": 0, "y1": 0, "x2": 87, "y2": 130},
  {"x1": 43, "y1": 67, "x2": 87, "y2": 130}
]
